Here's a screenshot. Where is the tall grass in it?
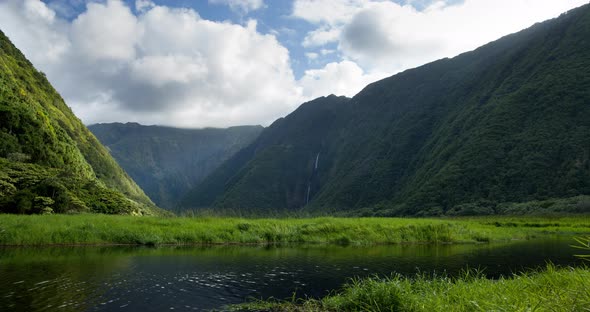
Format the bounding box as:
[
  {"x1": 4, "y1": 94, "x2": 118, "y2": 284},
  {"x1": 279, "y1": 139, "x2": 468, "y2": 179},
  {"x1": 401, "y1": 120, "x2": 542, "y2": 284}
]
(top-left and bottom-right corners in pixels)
[
  {"x1": 0, "y1": 214, "x2": 589, "y2": 246},
  {"x1": 237, "y1": 265, "x2": 590, "y2": 311},
  {"x1": 574, "y1": 236, "x2": 590, "y2": 261}
]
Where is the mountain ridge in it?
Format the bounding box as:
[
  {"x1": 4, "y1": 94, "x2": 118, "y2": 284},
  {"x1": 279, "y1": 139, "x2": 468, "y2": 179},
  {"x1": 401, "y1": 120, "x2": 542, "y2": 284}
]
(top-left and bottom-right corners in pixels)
[{"x1": 181, "y1": 4, "x2": 590, "y2": 216}]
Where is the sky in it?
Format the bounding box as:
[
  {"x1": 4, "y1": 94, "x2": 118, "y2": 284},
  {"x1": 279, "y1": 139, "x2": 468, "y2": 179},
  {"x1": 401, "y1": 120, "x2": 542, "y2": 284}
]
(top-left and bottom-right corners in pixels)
[{"x1": 0, "y1": 0, "x2": 587, "y2": 128}]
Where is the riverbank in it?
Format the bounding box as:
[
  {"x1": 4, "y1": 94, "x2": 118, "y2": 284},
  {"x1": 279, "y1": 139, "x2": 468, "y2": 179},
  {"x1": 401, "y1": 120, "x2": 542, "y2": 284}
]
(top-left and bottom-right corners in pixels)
[
  {"x1": 0, "y1": 214, "x2": 589, "y2": 246},
  {"x1": 236, "y1": 265, "x2": 590, "y2": 311}
]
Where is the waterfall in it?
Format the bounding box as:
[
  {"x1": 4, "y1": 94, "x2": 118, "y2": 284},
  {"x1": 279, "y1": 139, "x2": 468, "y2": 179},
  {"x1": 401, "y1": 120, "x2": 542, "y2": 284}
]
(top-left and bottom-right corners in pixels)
[
  {"x1": 314, "y1": 152, "x2": 320, "y2": 170},
  {"x1": 306, "y1": 152, "x2": 320, "y2": 206}
]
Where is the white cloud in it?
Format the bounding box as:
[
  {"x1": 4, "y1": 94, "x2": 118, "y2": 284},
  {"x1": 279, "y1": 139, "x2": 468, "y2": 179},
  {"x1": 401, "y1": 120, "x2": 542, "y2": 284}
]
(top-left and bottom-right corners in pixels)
[
  {"x1": 129, "y1": 55, "x2": 208, "y2": 87},
  {"x1": 0, "y1": 0, "x2": 70, "y2": 64},
  {"x1": 135, "y1": 0, "x2": 155, "y2": 12},
  {"x1": 71, "y1": 0, "x2": 139, "y2": 62},
  {"x1": 293, "y1": 0, "x2": 368, "y2": 25},
  {"x1": 0, "y1": 0, "x2": 302, "y2": 128},
  {"x1": 305, "y1": 52, "x2": 319, "y2": 60},
  {"x1": 320, "y1": 49, "x2": 335, "y2": 56},
  {"x1": 294, "y1": 0, "x2": 589, "y2": 73},
  {"x1": 302, "y1": 26, "x2": 341, "y2": 47},
  {"x1": 299, "y1": 61, "x2": 387, "y2": 99},
  {"x1": 208, "y1": 0, "x2": 265, "y2": 13},
  {"x1": 24, "y1": 0, "x2": 56, "y2": 23}
]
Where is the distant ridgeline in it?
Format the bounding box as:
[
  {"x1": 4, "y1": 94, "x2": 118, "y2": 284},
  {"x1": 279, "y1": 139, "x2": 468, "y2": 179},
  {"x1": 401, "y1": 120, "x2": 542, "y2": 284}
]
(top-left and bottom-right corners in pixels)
[
  {"x1": 0, "y1": 30, "x2": 162, "y2": 215},
  {"x1": 89, "y1": 123, "x2": 262, "y2": 210},
  {"x1": 181, "y1": 4, "x2": 590, "y2": 216}
]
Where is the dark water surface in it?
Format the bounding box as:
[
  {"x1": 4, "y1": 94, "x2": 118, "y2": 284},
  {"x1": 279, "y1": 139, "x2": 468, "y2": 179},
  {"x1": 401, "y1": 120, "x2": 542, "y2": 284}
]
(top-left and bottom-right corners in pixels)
[{"x1": 0, "y1": 236, "x2": 583, "y2": 311}]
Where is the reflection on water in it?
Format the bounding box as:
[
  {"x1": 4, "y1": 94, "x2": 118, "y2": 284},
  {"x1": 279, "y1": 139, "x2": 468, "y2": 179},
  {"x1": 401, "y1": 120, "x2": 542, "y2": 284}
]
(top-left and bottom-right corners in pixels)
[{"x1": 0, "y1": 236, "x2": 583, "y2": 311}]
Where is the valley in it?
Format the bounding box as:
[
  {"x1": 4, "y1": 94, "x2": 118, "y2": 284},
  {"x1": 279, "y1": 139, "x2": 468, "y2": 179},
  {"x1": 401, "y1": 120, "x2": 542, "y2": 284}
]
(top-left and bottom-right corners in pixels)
[
  {"x1": 0, "y1": 2, "x2": 589, "y2": 311},
  {"x1": 88, "y1": 123, "x2": 262, "y2": 209}
]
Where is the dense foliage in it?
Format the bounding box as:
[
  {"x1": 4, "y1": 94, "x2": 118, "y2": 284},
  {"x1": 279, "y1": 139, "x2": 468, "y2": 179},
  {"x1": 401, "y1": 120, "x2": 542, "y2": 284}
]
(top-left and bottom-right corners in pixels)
[
  {"x1": 89, "y1": 123, "x2": 262, "y2": 209},
  {"x1": 180, "y1": 95, "x2": 350, "y2": 213},
  {"x1": 0, "y1": 30, "x2": 160, "y2": 215},
  {"x1": 183, "y1": 5, "x2": 590, "y2": 216}
]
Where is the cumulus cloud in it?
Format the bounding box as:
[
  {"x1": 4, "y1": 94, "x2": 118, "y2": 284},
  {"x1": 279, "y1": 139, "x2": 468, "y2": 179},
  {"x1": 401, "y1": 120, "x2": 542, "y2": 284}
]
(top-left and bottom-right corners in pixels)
[
  {"x1": 71, "y1": 0, "x2": 139, "y2": 62},
  {"x1": 293, "y1": 0, "x2": 369, "y2": 47},
  {"x1": 129, "y1": 55, "x2": 208, "y2": 87},
  {"x1": 293, "y1": 0, "x2": 367, "y2": 25},
  {"x1": 294, "y1": 0, "x2": 589, "y2": 73},
  {"x1": 135, "y1": 0, "x2": 155, "y2": 13},
  {"x1": 0, "y1": 0, "x2": 301, "y2": 128},
  {"x1": 302, "y1": 26, "x2": 341, "y2": 47},
  {"x1": 0, "y1": 0, "x2": 70, "y2": 64},
  {"x1": 340, "y1": 3, "x2": 440, "y2": 70},
  {"x1": 299, "y1": 61, "x2": 387, "y2": 99},
  {"x1": 208, "y1": 0, "x2": 265, "y2": 14}
]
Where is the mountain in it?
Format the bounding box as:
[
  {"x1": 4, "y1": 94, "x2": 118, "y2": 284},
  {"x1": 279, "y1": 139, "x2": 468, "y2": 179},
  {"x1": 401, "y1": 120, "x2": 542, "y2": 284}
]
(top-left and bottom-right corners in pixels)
[
  {"x1": 180, "y1": 95, "x2": 350, "y2": 213},
  {"x1": 181, "y1": 4, "x2": 590, "y2": 216},
  {"x1": 0, "y1": 30, "x2": 161, "y2": 215},
  {"x1": 88, "y1": 123, "x2": 263, "y2": 209}
]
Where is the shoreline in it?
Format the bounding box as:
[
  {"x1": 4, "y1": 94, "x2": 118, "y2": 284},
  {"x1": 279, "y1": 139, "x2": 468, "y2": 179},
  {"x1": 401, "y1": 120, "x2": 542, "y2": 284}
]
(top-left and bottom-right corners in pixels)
[
  {"x1": 235, "y1": 265, "x2": 590, "y2": 312},
  {"x1": 0, "y1": 238, "x2": 526, "y2": 248}
]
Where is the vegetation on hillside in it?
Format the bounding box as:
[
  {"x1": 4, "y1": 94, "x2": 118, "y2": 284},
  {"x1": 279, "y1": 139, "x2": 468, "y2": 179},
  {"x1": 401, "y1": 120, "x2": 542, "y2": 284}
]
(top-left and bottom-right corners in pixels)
[
  {"x1": 183, "y1": 5, "x2": 590, "y2": 217},
  {"x1": 181, "y1": 95, "x2": 350, "y2": 213},
  {"x1": 89, "y1": 123, "x2": 262, "y2": 209},
  {"x1": 0, "y1": 30, "x2": 159, "y2": 215},
  {"x1": 0, "y1": 158, "x2": 151, "y2": 214}
]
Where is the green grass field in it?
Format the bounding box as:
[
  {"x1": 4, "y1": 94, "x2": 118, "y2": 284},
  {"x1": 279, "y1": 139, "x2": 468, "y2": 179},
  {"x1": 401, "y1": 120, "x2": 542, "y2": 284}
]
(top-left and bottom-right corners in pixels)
[
  {"x1": 0, "y1": 214, "x2": 589, "y2": 246},
  {"x1": 236, "y1": 265, "x2": 590, "y2": 312}
]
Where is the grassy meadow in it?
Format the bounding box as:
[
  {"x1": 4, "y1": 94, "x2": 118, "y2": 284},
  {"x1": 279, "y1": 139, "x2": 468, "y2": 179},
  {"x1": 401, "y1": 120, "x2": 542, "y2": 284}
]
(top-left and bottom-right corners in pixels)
[
  {"x1": 0, "y1": 214, "x2": 589, "y2": 246},
  {"x1": 236, "y1": 265, "x2": 590, "y2": 312}
]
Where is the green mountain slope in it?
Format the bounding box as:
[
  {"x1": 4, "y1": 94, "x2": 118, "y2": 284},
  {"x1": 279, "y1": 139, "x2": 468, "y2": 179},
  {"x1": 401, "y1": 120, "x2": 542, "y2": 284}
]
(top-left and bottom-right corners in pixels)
[
  {"x1": 182, "y1": 4, "x2": 590, "y2": 216},
  {"x1": 0, "y1": 30, "x2": 160, "y2": 215},
  {"x1": 180, "y1": 95, "x2": 350, "y2": 213},
  {"x1": 88, "y1": 123, "x2": 262, "y2": 209}
]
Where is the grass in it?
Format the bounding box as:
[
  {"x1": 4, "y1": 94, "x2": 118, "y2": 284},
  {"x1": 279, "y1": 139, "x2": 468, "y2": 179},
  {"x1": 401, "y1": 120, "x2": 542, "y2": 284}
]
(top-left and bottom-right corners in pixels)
[
  {"x1": 236, "y1": 265, "x2": 590, "y2": 312},
  {"x1": 574, "y1": 236, "x2": 590, "y2": 261},
  {"x1": 0, "y1": 214, "x2": 589, "y2": 246}
]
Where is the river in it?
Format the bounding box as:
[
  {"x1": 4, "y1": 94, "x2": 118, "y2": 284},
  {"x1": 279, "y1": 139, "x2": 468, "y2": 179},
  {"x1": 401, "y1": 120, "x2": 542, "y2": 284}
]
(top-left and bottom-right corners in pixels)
[{"x1": 0, "y1": 236, "x2": 583, "y2": 311}]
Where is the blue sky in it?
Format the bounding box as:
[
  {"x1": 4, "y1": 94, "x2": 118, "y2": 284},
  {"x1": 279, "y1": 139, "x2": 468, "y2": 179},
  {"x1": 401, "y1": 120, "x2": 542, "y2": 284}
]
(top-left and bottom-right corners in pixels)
[{"x1": 1, "y1": 0, "x2": 586, "y2": 127}]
